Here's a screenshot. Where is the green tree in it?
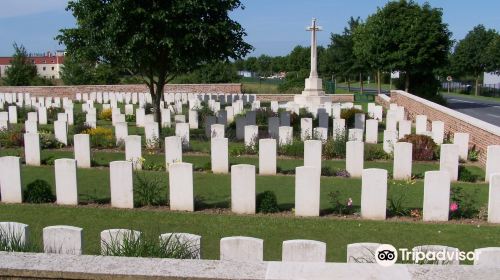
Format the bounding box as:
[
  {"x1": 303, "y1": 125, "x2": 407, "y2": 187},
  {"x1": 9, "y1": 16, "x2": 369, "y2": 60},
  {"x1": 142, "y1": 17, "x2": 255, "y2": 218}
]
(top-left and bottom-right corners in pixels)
[
  {"x1": 58, "y1": 0, "x2": 252, "y2": 129},
  {"x1": 60, "y1": 55, "x2": 95, "y2": 85},
  {"x1": 3, "y1": 43, "x2": 38, "y2": 86},
  {"x1": 486, "y1": 34, "x2": 500, "y2": 75},
  {"x1": 327, "y1": 17, "x2": 366, "y2": 93},
  {"x1": 452, "y1": 25, "x2": 498, "y2": 95},
  {"x1": 354, "y1": 0, "x2": 451, "y2": 95}
]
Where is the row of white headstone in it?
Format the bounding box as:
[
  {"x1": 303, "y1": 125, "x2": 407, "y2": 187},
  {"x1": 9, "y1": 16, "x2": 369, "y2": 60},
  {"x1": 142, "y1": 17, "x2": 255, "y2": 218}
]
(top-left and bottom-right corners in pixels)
[
  {"x1": 1, "y1": 221, "x2": 499, "y2": 265},
  {"x1": 3, "y1": 154, "x2": 500, "y2": 223}
]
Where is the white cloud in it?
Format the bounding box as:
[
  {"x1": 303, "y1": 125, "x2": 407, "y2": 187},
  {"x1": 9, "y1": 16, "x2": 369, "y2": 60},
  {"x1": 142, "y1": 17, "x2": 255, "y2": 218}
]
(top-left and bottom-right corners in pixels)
[{"x1": 0, "y1": 0, "x2": 68, "y2": 19}]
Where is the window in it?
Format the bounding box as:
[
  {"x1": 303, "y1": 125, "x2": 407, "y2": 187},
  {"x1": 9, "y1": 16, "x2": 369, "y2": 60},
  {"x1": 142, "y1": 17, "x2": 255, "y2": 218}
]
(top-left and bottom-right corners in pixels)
[
  {"x1": 51, "y1": 67, "x2": 54, "y2": 71},
  {"x1": 43, "y1": 67, "x2": 46, "y2": 71}
]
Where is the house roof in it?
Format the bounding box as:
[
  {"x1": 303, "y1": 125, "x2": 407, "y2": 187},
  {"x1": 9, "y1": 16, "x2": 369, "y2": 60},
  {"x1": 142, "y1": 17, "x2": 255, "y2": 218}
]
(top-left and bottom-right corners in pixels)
[{"x1": 0, "y1": 55, "x2": 64, "y2": 65}]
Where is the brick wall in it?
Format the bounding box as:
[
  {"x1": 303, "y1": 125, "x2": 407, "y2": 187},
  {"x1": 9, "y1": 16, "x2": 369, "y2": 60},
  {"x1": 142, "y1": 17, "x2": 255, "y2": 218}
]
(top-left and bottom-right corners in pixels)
[
  {"x1": 387, "y1": 90, "x2": 500, "y2": 166},
  {"x1": 256, "y1": 94, "x2": 354, "y2": 102},
  {"x1": 0, "y1": 84, "x2": 242, "y2": 99}
]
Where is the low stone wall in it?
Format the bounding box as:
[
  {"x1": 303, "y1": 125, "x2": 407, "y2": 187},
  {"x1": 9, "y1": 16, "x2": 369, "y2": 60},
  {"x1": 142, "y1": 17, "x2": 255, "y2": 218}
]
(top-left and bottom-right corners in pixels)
[
  {"x1": 0, "y1": 83, "x2": 243, "y2": 99},
  {"x1": 387, "y1": 90, "x2": 500, "y2": 166},
  {"x1": 1, "y1": 252, "x2": 499, "y2": 279},
  {"x1": 256, "y1": 94, "x2": 354, "y2": 102}
]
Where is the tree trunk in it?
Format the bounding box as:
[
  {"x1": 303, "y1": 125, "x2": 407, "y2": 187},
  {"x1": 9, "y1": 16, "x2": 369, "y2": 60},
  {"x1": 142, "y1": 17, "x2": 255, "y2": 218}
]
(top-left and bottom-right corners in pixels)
[
  {"x1": 377, "y1": 70, "x2": 381, "y2": 95},
  {"x1": 359, "y1": 73, "x2": 364, "y2": 94},
  {"x1": 347, "y1": 78, "x2": 351, "y2": 93},
  {"x1": 475, "y1": 76, "x2": 480, "y2": 96},
  {"x1": 405, "y1": 72, "x2": 410, "y2": 92},
  {"x1": 151, "y1": 81, "x2": 164, "y2": 138}
]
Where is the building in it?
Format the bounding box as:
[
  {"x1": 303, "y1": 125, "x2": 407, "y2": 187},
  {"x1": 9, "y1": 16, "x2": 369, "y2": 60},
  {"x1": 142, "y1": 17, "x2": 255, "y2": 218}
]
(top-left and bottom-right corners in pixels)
[
  {"x1": 483, "y1": 72, "x2": 500, "y2": 88},
  {"x1": 0, "y1": 50, "x2": 65, "y2": 79}
]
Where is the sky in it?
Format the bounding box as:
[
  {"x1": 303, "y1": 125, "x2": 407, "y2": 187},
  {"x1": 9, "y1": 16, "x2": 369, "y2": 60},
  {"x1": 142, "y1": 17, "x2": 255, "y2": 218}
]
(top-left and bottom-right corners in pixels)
[{"x1": 0, "y1": 0, "x2": 499, "y2": 57}]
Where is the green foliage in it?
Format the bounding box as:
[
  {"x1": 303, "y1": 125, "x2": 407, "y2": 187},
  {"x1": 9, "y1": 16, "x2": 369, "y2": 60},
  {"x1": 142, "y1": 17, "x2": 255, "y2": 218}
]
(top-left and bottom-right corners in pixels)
[
  {"x1": 61, "y1": 55, "x2": 121, "y2": 85},
  {"x1": 39, "y1": 130, "x2": 64, "y2": 149},
  {"x1": 73, "y1": 112, "x2": 92, "y2": 134},
  {"x1": 458, "y1": 166, "x2": 479, "y2": 183},
  {"x1": 58, "y1": 0, "x2": 251, "y2": 124},
  {"x1": 23, "y1": 179, "x2": 55, "y2": 204},
  {"x1": 101, "y1": 231, "x2": 199, "y2": 259},
  {"x1": 400, "y1": 134, "x2": 437, "y2": 161},
  {"x1": 328, "y1": 190, "x2": 354, "y2": 215},
  {"x1": 468, "y1": 146, "x2": 480, "y2": 162},
  {"x1": 3, "y1": 43, "x2": 38, "y2": 86},
  {"x1": 364, "y1": 144, "x2": 390, "y2": 161},
  {"x1": 0, "y1": 226, "x2": 38, "y2": 252},
  {"x1": 387, "y1": 180, "x2": 414, "y2": 217},
  {"x1": 174, "y1": 61, "x2": 240, "y2": 83},
  {"x1": 451, "y1": 25, "x2": 499, "y2": 94},
  {"x1": 323, "y1": 133, "x2": 347, "y2": 159},
  {"x1": 340, "y1": 108, "x2": 365, "y2": 128},
  {"x1": 46, "y1": 107, "x2": 65, "y2": 124},
  {"x1": 0, "y1": 127, "x2": 24, "y2": 147},
  {"x1": 278, "y1": 140, "x2": 304, "y2": 157},
  {"x1": 256, "y1": 191, "x2": 279, "y2": 213},
  {"x1": 133, "y1": 172, "x2": 165, "y2": 207},
  {"x1": 353, "y1": 0, "x2": 451, "y2": 93},
  {"x1": 450, "y1": 186, "x2": 480, "y2": 219}
]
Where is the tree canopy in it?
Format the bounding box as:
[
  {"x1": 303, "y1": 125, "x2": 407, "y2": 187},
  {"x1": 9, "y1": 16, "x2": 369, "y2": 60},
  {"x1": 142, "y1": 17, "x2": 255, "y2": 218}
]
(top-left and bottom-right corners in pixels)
[
  {"x1": 3, "y1": 44, "x2": 38, "y2": 86},
  {"x1": 353, "y1": 0, "x2": 451, "y2": 94},
  {"x1": 451, "y1": 25, "x2": 499, "y2": 94},
  {"x1": 61, "y1": 55, "x2": 121, "y2": 85},
  {"x1": 58, "y1": 0, "x2": 252, "y2": 123}
]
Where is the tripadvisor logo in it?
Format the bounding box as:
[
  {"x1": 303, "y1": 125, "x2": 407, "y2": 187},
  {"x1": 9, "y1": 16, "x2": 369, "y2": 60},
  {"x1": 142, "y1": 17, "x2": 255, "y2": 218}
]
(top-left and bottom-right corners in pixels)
[{"x1": 375, "y1": 244, "x2": 477, "y2": 266}]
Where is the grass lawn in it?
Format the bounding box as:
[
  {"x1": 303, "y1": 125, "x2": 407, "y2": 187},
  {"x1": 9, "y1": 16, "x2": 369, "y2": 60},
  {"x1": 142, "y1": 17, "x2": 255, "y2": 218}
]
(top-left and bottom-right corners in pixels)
[{"x1": 0, "y1": 203, "x2": 499, "y2": 263}]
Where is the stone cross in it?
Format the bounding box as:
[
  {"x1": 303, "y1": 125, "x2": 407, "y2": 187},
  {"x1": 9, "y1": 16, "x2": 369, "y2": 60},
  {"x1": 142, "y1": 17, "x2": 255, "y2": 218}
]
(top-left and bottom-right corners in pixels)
[{"x1": 307, "y1": 18, "x2": 322, "y2": 79}]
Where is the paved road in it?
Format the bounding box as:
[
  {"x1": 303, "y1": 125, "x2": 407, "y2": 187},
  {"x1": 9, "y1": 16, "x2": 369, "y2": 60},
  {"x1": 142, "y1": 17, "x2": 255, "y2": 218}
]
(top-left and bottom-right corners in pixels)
[{"x1": 442, "y1": 94, "x2": 500, "y2": 127}]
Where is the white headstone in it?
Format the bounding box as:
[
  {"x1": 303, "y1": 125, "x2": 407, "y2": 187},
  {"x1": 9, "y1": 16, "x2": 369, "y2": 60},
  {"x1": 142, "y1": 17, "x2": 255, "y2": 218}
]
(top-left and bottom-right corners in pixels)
[
  {"x1": 0, "y1": 222, "x2": 28, "y2": 246},
  {"x1": 54, "y1": 120, "x2": 68, "y2": 145},
  {"x1": 165, "y1": 136, "x2": 182, "y2": 171},
  {"x1": 125, "y1": 135, "x2": 142, "y2": 169},
  {"x1": 304, "y1": 140, "x2": 322, "y2": 169},
  {"x1": 244, "y1": 125, "x2": 258, "y2": 147},
  {"x1": 175, "y1": 123, "x2": 190, "y2": 147},
  {"x1": 24, "y1": 133, "x2": 40, "y2": 166},
  {"x1": 210, "y1": 124, "x2": 225, "y2": 139},
  {"x1": 346, "y1": 242, "x2": 381, "y2": 263},
  {"x1": 211, "y1": 138, "x2": 229, "y2": 174},
  {"x1": 398, "y1": 120, "x2": 411, "y2": 139},
  {"x1": 74, "y1": 134, "x2": 91, "y2": 168},
  {"x1": 488, "y1": 173, "x2": 500, "y2": 223},
  {"x1": 474, "y1": 247, "x2": 500, "y2": 266},
  {"x1": 393, "y1": 142, "x2": 413, "y2": 180},
  {"x1": 100, "y1": 229, "x2": 141, "y2": 255},
  {"x1": 220, "y1": 236, "x2": 263, "y2": 262},
  {"x1": 348, "y1": 128, "x2": 363, "y2": 142},
  {"x1": 282, "y1": 239, "x2": 326, "y2": 262},
  {"x1": 231, "y1": 164, "x2": 256, "y2": 214},
  {"x1": 423, "y1": 170, "x2": 450, "y2": 221},
  {"x1": 109, "y1": 161, "x2": 134, "y2": 208},
  {"x1": 415, "y1": 115, "x2": 427, "y2": 135},
  {"x1": 301, "y1": 118, "x2": 313, "y2": 140},
  {"x1": 361, "y1": 168, "x2": 387, "y2": 220},
  {"x1": 346, "y1": 141, "x2": 364, "y2": 177},
  {"x1": 0, "y1": 156, "x2": 22, "y2": 203},
  {"x1": 453, "y1": 132, "x2": 469, "y2": 160},
  {"x1": 439, "y1": 144, "x2": 459, "y2": 181},
  {"x1": 365, "y1": 119, "x2": 378, "y2": 144},
  {"x1": 486, "y1": 145, "x2": 500, "y2": 183},
  {"x1": 259, "y1": 139, "x2": 276, "y2": 175},
  {"x1": 55, "y1": 159, "x2": 78, "y2": 205},
  {"x1": 169, "y1": 162, "x2": 194, "y2": 211},
  {"x1": 383, "y1": 130, "x2": 398, "y2": 153},
  {"x1": 279, "y1": 126, "x2": 293, "y2": 146},
  {"x1": 431, "y1": 121, "x2": 445, "y2": 144},
  {"x1": 43, "y1": 225, "x2": 83, "y2": 255},
  {"x1": 295, "y1": 166, "x2": 320, "y2": 217}
]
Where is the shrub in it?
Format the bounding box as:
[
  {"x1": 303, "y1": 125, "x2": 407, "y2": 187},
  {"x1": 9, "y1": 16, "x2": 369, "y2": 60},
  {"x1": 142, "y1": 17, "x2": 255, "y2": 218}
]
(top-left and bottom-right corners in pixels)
[
  {"x1": 328, "y1": 190, "x2": 353, "y2": 215},
  {"x1": 99, "y1": 108, "x2": 113, "y2": 121},
  {"x1": 387, "y1": 180, "x2": 414, "y2": 217},
  {"x1": 125, "y1": 114, "x2": 136, "y2": 123},
  {"x1": 321, "y1": 166, "x2": 335, "y2": 176},
  {"x1": 468, "y1": 145, "x2": 479, "y2": 162},
  {"x1": 0, "y1": 127, "x2": 24, "y2": 148},
  {"x1": 341, "y1": 108, "x2": 365, "y2": 128},
  {"x1": 101, "y1": 231, "x2": 199, "y2": 259},
  {"x1": 458, "y1": 166, "x2": 479, "y2": 183},
  {"x1": 278, "y1": 140, "x2": 304, "y2": 157},
  {"x1": 133, "y1": 172, "x2": 165, "y2": 207},
  {"x1": 39, "y1": 130, "x2": 63, "y2": 149},
  {"x1": 364, "y1": 144, "x2": 390, "y2": 161},
  {"x1": 73, "y1": 112, "x2": 91, "y2": 134},
  {"x1": 83, "y1": 127, "x2": 115, "y2": 148},
  {"x1": 400, "y1": 134, "x2": 437, "y2": 161},
  {"x1": 0, "y1": 226, "x2": 38, "y2": 252},
  {"x1": 450, "y1": 186, "x2": 480, "y2": 219},
  {"x1": 256, "y1": 191, "x2": 279, "y2": 213},
  {"x1": 23, "y1": 179, "x2": 55, "y2": 203},
  {"x1": 47, "y1": 107, "x2": 64, "y2": 123},
  {"x1": 323, "y1": 133, "x2": 347, "y2": 159}
]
